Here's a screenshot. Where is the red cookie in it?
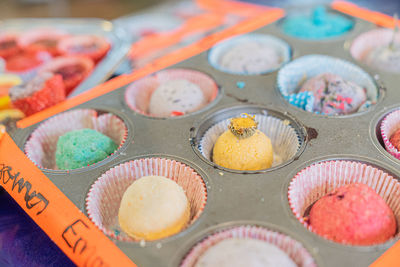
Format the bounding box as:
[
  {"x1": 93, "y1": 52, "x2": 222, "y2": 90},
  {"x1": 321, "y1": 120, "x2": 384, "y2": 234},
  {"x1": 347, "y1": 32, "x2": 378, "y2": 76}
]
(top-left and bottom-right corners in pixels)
[
  {"x1": 39, "y1": 56, "x2": 94, "y2": 95},
  {"x1": 18, "y1": 28, "x2": 68, "y2": 56},
  {"x1": 309, "y1": 183, "x2": 396, "y2": 245},
  {"x1": 10, "y1": 72, "x2": 66, "y2": 116},
  {"x1": 389, "y1": 128, "x2": 400, "y2": 151},
  {"x1": 5, "y1": 51, "x2": 48, "y2": 72},
  {"x1": 58, "y1": 35, "x2": 110, "y2": 63},
  {"x1": 0, "y1": 33, "x2": 20, "y2": 59}
]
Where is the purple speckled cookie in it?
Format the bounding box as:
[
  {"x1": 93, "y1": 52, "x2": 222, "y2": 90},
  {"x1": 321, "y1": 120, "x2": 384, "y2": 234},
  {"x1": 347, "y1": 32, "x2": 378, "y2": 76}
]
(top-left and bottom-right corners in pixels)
[{"x1": 299, "y1": 72, "x2": 367, "y2": 115}]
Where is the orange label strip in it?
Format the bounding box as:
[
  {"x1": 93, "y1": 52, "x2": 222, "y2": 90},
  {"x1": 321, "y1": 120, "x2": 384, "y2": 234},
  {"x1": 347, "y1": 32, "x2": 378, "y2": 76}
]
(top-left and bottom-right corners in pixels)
[
  {"x1": 17, "y1": 7, "x2": 284, "y2": 129},
  {"x1": 0, "y1": 133, "x2": 135, "y2": 267},
  {"x1": 332, "y1": 1, "x2": 400, "y2": 28}
]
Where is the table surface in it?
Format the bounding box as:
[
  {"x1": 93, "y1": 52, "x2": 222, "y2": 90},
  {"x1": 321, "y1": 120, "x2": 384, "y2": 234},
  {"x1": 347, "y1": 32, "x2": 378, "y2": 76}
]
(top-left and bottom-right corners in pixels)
[{"x1": 0, "y1": 0, "x2": 399, "y2": 266}]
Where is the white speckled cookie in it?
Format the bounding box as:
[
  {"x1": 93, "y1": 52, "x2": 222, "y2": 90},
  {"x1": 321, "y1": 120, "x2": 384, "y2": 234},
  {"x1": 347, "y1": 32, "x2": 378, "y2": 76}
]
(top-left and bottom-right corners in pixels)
[
  {"x1": 219, "y1": 41, "x2": 282, "y2": 74},
  {"x1": 149, "y1": 79, "x2": 206, "y2": 117},
  {"x1": 194, "y1": 238, "x2": 297, "y2": 267}
]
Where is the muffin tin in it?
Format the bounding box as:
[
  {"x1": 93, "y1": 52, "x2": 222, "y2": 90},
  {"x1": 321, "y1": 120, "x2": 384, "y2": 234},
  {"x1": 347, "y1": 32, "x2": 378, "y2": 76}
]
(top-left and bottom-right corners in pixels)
[
  {"x1": 0, "y1": 18, "x2": 130, "y2": 97},
  {"x1": 6, "y1": 4, "x2": 400, "y2": 267}
]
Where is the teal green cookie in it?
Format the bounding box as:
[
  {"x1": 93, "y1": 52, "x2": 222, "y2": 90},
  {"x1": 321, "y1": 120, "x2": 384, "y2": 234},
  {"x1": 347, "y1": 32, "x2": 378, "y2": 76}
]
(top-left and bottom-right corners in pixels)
[{"x1": 55, "y1": 128, "x2": 118, "y2": 170}]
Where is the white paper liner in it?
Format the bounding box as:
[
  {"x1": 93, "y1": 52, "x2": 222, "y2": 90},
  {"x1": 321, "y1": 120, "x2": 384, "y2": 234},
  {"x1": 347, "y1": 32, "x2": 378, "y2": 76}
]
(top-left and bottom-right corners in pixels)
[
  {"x1": 381, "y1": 109, "x2": 400, "y2": 160},
  {"x1": 277, "y1": 54, "x2": 378, "y2": 114},
  {"x1": 350, "y1": 28, "x2": 400, "y2": 73},
  {"x1": 199, "y1": 114, "x2": 301, "y2": 169},
  {"x1": 24, "y1": 109, "x2": 127, "y2": 170},
  {"x1": 86, "y1": 157, "x2": 207, "y2": 241},
  {"x1": 180, "y1": 225, "x2": 316, "y2": 267},
  {"x1": 124, "y1": 68, "x2": 219, "y2": 117},
  {"x1": 208, "y1": 33, "x2": 291, "y2": 75},
  {"x1": 288, "y1": 160, "x2": 400, "y2": 245}
]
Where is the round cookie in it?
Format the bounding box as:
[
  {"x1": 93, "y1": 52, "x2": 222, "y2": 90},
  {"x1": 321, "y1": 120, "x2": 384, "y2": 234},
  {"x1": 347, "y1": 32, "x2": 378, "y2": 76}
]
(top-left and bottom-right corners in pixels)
[
  {"x1": 148, "y1": 79, "x2": 206, "y2": 117},
  {"x1": 118, "y1": 175, "x2": 190, "y2": 240},
  {"x1": 389, "y1": 128, "x2": 400, "y2": 150},
  {"x1": 309, "y1": 183, "x2": 396, "y2": 245},
  {"x1": 213, "y1": 114, "x2": 273, "y2": 171},
  {"x1": 195, "y1": 238, "x2": 297, "y2": 267},
  {"x1": 299, "y1": 72, "x2": 367, "y2": 115},
  {"x1": 55, "y1": 128, "x2": 117, "y2": 170},
  {"x1": 219, "y1": 41, "x2": 282, "y2": 74}
]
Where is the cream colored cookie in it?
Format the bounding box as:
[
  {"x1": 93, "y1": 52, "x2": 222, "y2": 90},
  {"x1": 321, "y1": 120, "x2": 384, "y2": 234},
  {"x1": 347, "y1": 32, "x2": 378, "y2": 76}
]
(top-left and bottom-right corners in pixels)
[{"x1": 118, "y1": 175, "x2": 190, "y2": 240}]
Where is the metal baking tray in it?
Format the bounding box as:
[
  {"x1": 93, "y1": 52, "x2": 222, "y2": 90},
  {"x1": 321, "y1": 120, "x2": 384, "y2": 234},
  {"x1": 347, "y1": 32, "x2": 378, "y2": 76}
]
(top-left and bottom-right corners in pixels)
[
  {"x1": 0, "y1": 18, "x2": 131, "y2": 97},
  {"x1": 9, "y1": 7, "x2": 400, "y2": 267}
]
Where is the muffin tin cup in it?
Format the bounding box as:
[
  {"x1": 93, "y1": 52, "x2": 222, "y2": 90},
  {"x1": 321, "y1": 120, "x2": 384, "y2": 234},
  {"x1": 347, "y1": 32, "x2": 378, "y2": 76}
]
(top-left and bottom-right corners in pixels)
[
  {"x1": 7, "y1": 51, "x2": 53, "y2": 83},
  {"x1": 86, "y1": 157, "x2": 208, "y2": 242},
  {"x1": 277, "y1": 54, "x2": 379, "y2": 115},
  {"x1": 199, "y1": 113, "x2": 302, "y2": 171},
  {"x1": 180, "y1": 225, "x2": 316, "y2": 267},
  {"x1": 208, "y1": 33, "x2": 292, "y2": 75},
  {"x1": 381, "y1": 109, "x2": 400, "y2": 160},
  {"x1": 124, "y1": 68, "x2": 219, "y2": 118},
  {"x1": 24, "y1": 108, "x2": 127, "y2": 170},
  {"x1": 288, "y1": 160, "x2": 400, "y2": 246},
  {"x1": 350, "y1": 28, "x2": 400, "y2": 73}
]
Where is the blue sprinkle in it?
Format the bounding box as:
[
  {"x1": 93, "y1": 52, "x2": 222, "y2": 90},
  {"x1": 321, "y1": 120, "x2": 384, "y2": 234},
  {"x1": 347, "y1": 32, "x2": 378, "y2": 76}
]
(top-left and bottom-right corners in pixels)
[
  {"x1": 236, "y1": 81, "x2": 246, "y2": 89},
  {"x1": 114, "y1": 229, "x2": 120, "y2": 236}
]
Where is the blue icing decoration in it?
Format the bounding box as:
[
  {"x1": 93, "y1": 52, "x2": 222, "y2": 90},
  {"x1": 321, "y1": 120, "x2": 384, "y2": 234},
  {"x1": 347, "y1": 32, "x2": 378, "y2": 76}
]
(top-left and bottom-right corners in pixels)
[
  {"x1": 282, "y1": 6, "x2": 353, "y2": 40},
  {"x1": 284, "y1": 92, "x2": 315, "y2": 112},
  {"x1": 236, "y1": 81, "x2": 246, "y2": 89}
]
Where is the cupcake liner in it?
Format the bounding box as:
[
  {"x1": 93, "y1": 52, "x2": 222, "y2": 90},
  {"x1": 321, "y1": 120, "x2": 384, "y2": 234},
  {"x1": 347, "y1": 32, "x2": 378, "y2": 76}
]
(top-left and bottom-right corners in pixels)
[
  {"x1": 199, "y1": 114, "x2": 301, "y2": 169},
  {"x1": 381, "y1": 109, "x2": 400, "y2": 159},
  {"x1": 284, "y1": 92, "x2": 315, "y2": 113},
  {"x1": 180, "y1": 225, "x2": 316, "y2": 267},
  {"x1": 208, "y1": 33, "x2": 291, "y2": 75},
  {"x1": 6, "y1": 51, "x2": 52, "y2": 83},
  {"x1": 24, "y1": 109, "x2": 127, "y2": 170},
  {"x1": 124, "y1": 68, "x2": 219, "y2": 117},
  {"x1": 17, "y1": 28, "x2": 69, "y2": 56},
  {"x1": 288, "y1": 160, "x2": 400, "y2": 245},
  {"x1": 86, "y1": 157, "x2": 207, "y2": 241},
  {"x1": 350, "y1": 28, "x2": 400, "y2": 73},
  {"x1": 277, "y1": 54, "x2": 378, "y2": 114}
]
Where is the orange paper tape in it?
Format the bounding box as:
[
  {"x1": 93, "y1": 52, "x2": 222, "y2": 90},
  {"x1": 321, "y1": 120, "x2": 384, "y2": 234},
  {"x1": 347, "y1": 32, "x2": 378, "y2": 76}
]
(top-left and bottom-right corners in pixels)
[{"x1": 0, "y1": 133, "x2": 135, "y2": 267}]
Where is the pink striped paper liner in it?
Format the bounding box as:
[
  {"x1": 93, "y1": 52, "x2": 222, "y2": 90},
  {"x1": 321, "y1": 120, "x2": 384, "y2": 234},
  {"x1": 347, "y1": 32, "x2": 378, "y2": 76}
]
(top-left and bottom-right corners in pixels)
[
  {"x1": 350, "y1": 28, "x2": 400, "y2": 73},
  {"x1": 86, "y1": 157, "x2": 208, "y2": 242},
  {"x1": 24, "y1": 108, "x2": 127, "y2": 170},
  {"x1": 180, "y1": 225, "x2": 316, "y2": 267},
  {"x1": 288, "y1": 160, "x2": 400, "y2": 245},
  {"x1": 17, "y1": 28, "x2": 69, "y2": 49},
  {"x1": 381, "y1": 109, "x2": 400, "y2": 160},
  {"x1": 124, "y1": 68, "x2": 219, "y2": 118}
]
